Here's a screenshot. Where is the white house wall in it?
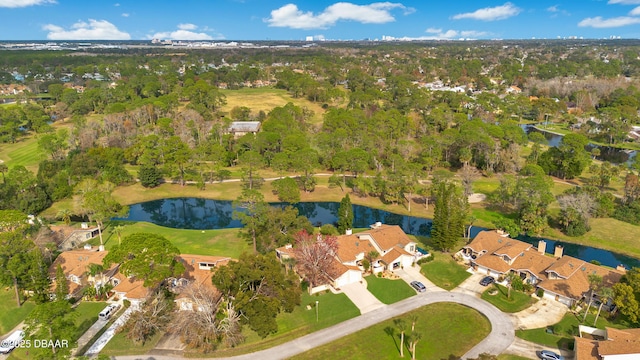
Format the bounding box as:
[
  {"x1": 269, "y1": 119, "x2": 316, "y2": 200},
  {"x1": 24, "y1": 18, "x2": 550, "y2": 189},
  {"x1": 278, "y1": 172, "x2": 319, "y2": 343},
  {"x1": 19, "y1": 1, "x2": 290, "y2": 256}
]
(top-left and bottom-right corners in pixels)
[{"x1": 602, "y1": 354, "x2": 640, "y2": 360}]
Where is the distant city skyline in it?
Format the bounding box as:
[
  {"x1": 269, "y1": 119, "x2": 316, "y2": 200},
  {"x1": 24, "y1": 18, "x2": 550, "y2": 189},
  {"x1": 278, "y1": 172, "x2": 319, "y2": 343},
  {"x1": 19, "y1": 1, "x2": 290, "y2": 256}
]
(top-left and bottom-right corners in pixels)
[{"x1": 1, "y1": 1, "x2": 640, "y2": 41}]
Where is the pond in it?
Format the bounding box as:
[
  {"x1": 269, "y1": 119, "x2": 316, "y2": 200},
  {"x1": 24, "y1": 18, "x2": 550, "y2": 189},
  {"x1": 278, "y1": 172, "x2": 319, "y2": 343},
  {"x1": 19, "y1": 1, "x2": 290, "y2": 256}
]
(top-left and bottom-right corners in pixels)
[
  {"x1": 521, "y1": 124, "x2": 637, "y2": 165},
  {"x1": 117, "y1": 198, "x2": 640, "y2": 269}
]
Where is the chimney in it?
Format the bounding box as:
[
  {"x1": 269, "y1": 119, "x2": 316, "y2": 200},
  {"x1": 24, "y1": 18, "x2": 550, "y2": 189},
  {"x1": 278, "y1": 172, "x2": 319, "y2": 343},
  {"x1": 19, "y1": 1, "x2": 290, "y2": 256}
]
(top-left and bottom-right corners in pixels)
[
  {"x1": 375, "y1": 221, "x2": 382, "y2": 228},
  {"x1": 345, "y1": 229, "x2": 353, "y2": 235},
  {"x1": 98, "y1": 245, "x2": 105, "y2": 252},
  {"x1": 554, "y1": 245, "x2": 563, "y2": 258},
  {"x1": 538, "y1": 240, "x2": 547, "y2": 255},
  {"x1": 616, "y1": 264, "x2": 627, "y2": 273}
]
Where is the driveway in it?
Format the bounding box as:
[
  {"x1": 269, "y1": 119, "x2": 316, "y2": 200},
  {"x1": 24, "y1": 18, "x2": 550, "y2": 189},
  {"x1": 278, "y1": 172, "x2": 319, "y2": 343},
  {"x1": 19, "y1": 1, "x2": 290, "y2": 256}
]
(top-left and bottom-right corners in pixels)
[
  {"x1": 115, "y1": 291, "x2": 514, "y2": 360},
  {"x1": 452, "y1": 271, "x2": 489, "y2": 297},
  {"x1": 507, "y1": 337, "x2": 574, "y2": 360},
  {"x1": 510, "y1": 298, "x2": 568, "y2": 330},
  {"x1": 85, "y1": 303, "x2": 139, "y2": 356},
  {"x1": 394, "y1": 265, "x2": 445, "y2": 293},
  {"x1": 340, "y1": 280, "x2": 384, "y2": 314}
]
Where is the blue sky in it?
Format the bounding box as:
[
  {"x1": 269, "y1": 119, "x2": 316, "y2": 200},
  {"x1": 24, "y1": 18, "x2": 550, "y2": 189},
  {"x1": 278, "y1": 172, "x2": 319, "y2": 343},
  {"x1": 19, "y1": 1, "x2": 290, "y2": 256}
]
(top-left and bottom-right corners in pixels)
[{"x1": 1, "y1": 0, "x2": 640, "y2": 40}]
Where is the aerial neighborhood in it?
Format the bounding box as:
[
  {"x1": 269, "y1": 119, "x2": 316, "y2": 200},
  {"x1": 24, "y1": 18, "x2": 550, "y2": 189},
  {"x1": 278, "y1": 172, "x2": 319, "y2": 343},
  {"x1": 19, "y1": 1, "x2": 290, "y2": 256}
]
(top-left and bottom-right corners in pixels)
[{"x1": 2, "y1": 14, "x2": 640, "y2": 359}]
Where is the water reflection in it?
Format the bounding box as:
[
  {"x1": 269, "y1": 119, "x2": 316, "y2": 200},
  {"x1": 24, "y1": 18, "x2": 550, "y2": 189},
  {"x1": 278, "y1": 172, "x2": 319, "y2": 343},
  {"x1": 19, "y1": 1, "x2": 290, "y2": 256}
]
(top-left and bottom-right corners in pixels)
[{"x1": 117, "y1": 198, "x2": 639, "y2": 268}]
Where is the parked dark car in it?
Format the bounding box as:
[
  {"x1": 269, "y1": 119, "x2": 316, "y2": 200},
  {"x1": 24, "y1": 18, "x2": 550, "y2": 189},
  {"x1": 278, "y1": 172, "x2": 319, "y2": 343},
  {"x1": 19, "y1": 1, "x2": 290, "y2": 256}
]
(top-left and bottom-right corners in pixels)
[
  {"x1": 410, "y1": 281, "x2": 426, "y2": 292},
  {"x1": 539, "y1": 350, "x2": 565, "y2": 360},
  {"x1": 479, "y1": 276, "x2": 495, "y2": 286}
]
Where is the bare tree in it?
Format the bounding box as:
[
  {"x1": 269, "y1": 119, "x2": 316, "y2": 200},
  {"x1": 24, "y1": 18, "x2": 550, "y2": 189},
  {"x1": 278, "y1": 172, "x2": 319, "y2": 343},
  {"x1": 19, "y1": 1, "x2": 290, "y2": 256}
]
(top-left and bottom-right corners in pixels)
[
  {"x1": 557, "y1": 193, "x2": 596, "y2": 222},
  {"x1": 458, "y1": 164, "x2": 480, "y2": 198},
  {"x1": 122, "y1": 291, "x2": 174, "y2": 344},
  {"x1": 171, "y1": 283, "x2": 244, "y2": 352},
  {"x1": 293, "y1": 230, "x2": 339, "y2": 291}
]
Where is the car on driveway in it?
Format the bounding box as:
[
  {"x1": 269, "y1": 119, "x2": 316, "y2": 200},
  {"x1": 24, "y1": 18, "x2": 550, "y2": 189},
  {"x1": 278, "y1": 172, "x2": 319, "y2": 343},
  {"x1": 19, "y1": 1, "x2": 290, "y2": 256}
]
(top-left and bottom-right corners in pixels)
[
  {"x1": 539, "y1": 350, "x2": 564, "y2": 360},
  {"x1": 0, "y1": 330, "x2": 25, "y2": 354},
  {"x1": 479, "y1": 276, "x2": 495, "y2": 286},
  {"x1": 410, "y1": 281, "x2": 426, "y2": 292}
]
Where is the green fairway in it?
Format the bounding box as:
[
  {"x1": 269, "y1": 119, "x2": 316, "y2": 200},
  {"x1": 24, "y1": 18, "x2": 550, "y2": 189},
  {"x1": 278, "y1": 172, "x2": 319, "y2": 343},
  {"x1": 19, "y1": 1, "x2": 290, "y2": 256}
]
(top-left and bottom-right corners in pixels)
[
  {"x1": 365, "y1": 275, "x2": 416, "y2": 304},
  {"x1": 419, "y1": 253, "x2": 471, "y2": 290},
  {"x1": 0, "y1": 135, "x2": 42, "y2": 172},
  {"x1": 0, "y1": 289, "x2": 34, "y2": 335},
  {"x1": 95, "y1": 221, "x2": 250, "y2": 259},
  {"x1": 291, "y1": 302, "x2": 491, "y2": 360},
  {"x1": 481, "y1": 284, "x2": 537, "y2": 313}
]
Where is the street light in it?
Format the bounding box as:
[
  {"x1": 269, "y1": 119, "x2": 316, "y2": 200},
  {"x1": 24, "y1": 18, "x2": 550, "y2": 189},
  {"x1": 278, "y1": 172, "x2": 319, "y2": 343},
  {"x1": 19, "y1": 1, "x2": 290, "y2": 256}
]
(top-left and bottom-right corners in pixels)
[{"x1": 316, "y1": 301, "x2": 319, "y2": 322}]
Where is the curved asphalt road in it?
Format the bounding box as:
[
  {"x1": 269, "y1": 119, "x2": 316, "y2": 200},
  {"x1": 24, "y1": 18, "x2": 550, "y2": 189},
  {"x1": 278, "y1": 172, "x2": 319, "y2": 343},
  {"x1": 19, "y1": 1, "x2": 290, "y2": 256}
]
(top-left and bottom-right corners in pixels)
[{"x1": 115, "y1": 291, "x2": 514, "y2": 360}]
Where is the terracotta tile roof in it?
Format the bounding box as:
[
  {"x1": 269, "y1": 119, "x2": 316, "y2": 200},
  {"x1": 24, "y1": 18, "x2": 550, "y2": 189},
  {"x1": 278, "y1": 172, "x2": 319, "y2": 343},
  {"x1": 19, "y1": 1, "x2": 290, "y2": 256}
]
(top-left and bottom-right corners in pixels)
[
  {"x1": 112, "y1": 272, "x2": 149, "y2": 300},
  {"x1": 599, "y1": 328, "x2": 640, "y2": 355},
  {"x1": 326, "y1": 258, "x2": 350, "y2": 280},
  {"x1": 574, "y1": 337, "x2": 600, "y2": 360},
  {"x1": 361, "y1": 225, "x2": 413, "y2": 251},
  {"x1": 336, "y1": 234, "x2": 376, "y2": 263},
  {"x1": 49, "y1": 248, "x2": 108, "y2": 278},
  {"x1": 177, "y1": 254, "x2": 231, "y2": 288}
]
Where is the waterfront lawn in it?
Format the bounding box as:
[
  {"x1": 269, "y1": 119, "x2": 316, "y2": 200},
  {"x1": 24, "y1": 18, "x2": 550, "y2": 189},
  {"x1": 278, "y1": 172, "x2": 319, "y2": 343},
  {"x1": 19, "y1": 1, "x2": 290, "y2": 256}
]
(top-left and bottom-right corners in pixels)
[
  {"x1": 206, "y1": 291, "x2": 360, "y2": 357},
  {"x1": 419, "y1": 253, "x2": 471, "y2": 290},
  {"x1": 365, "y1": 275, "x2": 415, "y2": 304},
  {"x1": 481, "y1": 284, "x2": 537, "y2": 313},
  {"x1": 516, "y1": 312, "x2": 630, "y2": 350},
  {"x1": 0, "y1": 289, "x2": 34, "y2": 334},
  {"x1": 291, "y1": 303, "x2": 491, "y2": 360},
  {"x1": 94, "y1": 221, "x2": 250, "y2": 259}
]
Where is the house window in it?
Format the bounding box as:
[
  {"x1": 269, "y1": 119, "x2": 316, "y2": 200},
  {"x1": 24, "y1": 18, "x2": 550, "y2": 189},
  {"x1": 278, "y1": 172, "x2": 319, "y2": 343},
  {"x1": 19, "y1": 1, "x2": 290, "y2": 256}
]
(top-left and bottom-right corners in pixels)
[{"x1": 198, "y1": 262, "x2": 216, "y2": 270}]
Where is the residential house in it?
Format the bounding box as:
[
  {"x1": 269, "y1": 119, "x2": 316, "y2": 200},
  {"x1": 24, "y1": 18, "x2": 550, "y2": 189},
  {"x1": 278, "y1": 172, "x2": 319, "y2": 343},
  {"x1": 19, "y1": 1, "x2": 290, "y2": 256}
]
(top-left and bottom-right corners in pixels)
[
  {"x1": 49, "y1": 246, "x2": 108, "y2": 298},
  {"x1": 575, "y1": 327, "x2": 640, "y2": 360},
  {"x1": 276, "y1": 223, "x2": 419, "y2": 292},
  {"x1": 227, "y1": 121, "x2": 261, "y2": 139},
  {"x1": 169, "y1": 254, "x2": 231, "y2": 311},
  {"x1": 461, "y1": 230, "x2": 625, "y2": 307},
  {"x1": 110, "y1": 271, "x2": 148, "y2": 304},
  {"x1": 51, "y1": 223, "x2": 101, "y2": 250}
]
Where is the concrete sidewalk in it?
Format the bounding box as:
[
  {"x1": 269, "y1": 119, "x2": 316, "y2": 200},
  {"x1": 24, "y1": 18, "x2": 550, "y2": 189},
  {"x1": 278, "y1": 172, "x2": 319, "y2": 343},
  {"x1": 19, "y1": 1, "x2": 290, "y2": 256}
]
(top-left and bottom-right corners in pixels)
[
  {"x1": 340, "y1": 280, "x2": 384, "y2": 314},
  {"x1": 75, "y1": 317, "x2": 110, "y2": 355}
]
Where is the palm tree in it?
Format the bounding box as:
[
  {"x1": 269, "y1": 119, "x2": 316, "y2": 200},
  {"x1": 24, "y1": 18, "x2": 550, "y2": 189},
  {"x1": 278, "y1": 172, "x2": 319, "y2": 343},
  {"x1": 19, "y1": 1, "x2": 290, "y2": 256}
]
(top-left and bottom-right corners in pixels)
[
  {"x1": 505, "y1": 272, "x2": 519, "y2": 299},
  {"x1": 408, "y1": 314, "x2": 418, "y2": 332},
  {"x1": 583, "y1": 274, "x2": 603, "y2": 322},
  {"x1": 366, "y1": 250, "x2": 379, "y2": 273},
  {"x1": 394, "y1": 318, "x2": 406, "y2": 358},
  {"x1": 409, "y1": 331, "x2": 422, "y2": 360},
  {"x1": 594, "y1": 286, "x2": 614, "y2": 326},
  {"x1": 282, "y1": 257, "x2": 297, "y2": 275},
  {"x1": 56, "y1": 208, "x2": 73, "y2": 226},
  {"x1": 112, "y1": 224, "x2": 125, "y2": 245}
]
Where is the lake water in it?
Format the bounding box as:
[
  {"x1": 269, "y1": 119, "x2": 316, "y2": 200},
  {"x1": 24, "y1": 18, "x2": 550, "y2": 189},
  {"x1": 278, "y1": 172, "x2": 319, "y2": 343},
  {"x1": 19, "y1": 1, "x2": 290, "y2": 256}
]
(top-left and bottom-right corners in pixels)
[
  {"x1": 521, "y1": 124, "x2": 637, "y2": 165},
  {"x1": 117, "y1": 198, "x2": 640, "y2": 269}
]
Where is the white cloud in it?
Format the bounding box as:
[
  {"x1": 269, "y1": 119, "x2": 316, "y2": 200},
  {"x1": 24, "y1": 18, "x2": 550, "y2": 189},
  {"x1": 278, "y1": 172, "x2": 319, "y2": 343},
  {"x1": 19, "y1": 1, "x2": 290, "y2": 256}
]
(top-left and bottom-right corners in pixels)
[
  {"x1": 578, "y1": 16, "x2": 640, "y2": 28},
  {"x1": 43, "y1": 19, "x2": 131, "y2": 40},
  {"x1": 547, "y1": 5, "x2": 559, "y2": 12},
  {"x1": 121, "y1": 13, "x2": 129, "y2": 17},
  {"x1": 423, "y1": 28, "x2": 489, "y2": 40},
  {"x1": 265, "y1": 2, "x2": 412, "y2": 30},
  {"x1": 148, "y1": 24, "x2": 223, "y2": 40},
  {"x1": 608, "y1": 0, "x2": 640, "y2": 4},
  {"x1": 177, "y1": 23, "x2": 198, "y2": 30},
  {"x1": 452, "y1": 2, "x2": 521, "y2": 21},
  {"x1": 631, "y1": 6, "x2": 640, "y2": 15},
  {"x1": 0, "y1": 0, "x2": 55, "y2": 8},
  {"x1": 114, "y1": 2, "x2": 119, "y2": 6}
]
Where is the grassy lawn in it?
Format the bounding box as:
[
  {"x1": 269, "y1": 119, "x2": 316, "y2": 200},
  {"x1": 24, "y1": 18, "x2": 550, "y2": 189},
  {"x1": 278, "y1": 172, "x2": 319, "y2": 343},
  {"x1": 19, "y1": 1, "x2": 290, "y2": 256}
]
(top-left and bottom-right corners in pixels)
[
  {"x1": 90, "y1": 221, "x2": 250, "y2": 259},
  {"x1": 220, "y1": 87, "x2": 327, "y2": 125},
  {"x1": 99, "y1": 331, "x2": 163, "y2": 357},
  {"x1": 0, "y1": 289, "x2": 35, "y2": 334},
  {"x1": 292, "y1": 303, "x2": 491, "y2": 360},
  {"x1": 206, "y1": 291, "x2": 360, "y2": 357},
  {"x1": 8, "y1": 301, "x2": 106, "y2": 360},
  {"x1": 419, "y1": 253, "x2": 471, "y2": 290},
  {"x1": 516, "y1": 311, "x2": 632, "y2": 350},
  {"x1": 0, "y1": 135, "x2": 42, "y2": 173},
  {"x1": 481, "y1": 284, "x2": 537, "y2": 313},
  {"x1": 365, "y1": 275, "x2": 415, "y2": 304}
]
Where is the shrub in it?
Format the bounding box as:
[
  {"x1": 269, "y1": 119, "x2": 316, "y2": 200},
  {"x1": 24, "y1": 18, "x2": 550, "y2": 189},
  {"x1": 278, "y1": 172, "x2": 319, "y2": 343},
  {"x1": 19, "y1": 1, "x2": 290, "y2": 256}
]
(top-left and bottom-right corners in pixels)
[
  {"x1": 417, "y1": 254, "x2": 435, "y2": 265},
  {"x1": 138, "y1": 165, "x2": 163, "y2": 188},
  {"x1": 536, "y1": 288, "x2": 544, "y2": 297}
]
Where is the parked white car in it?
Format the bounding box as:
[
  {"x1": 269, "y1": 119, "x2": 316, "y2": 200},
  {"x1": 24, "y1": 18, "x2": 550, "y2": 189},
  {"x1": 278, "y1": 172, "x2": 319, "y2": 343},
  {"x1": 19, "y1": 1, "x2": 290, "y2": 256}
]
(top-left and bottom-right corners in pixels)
[{"x1": 0, "y1": 330, "x2": 25, "y2": 354}]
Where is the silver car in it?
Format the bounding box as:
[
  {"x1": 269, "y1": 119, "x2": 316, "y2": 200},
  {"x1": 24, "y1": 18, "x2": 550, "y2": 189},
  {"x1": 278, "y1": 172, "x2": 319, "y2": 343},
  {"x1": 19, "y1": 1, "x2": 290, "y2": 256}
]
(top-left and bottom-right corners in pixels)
[{"x1": 539, "y1": 350, "x2": 565, "y2": 360}]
